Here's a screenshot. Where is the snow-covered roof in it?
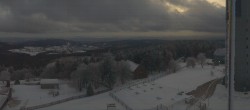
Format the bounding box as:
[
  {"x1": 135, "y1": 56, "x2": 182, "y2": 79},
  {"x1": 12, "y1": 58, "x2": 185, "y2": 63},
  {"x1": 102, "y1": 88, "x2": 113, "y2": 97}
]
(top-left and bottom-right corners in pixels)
[
  {"x1": 206, "y1": 59, "x2": 213, "y2": 63},
  {"x1": 125, "y1": 60, "x2": 139, "y2": 72},
  {"x1": 214, "y1": 48, "x2": 226, "y2": 56},
  {"x1": 46, "y1": 62, "x2": 56, "y2": 68},
  {"x1": 40, "y1": 79, "x2": 59, "y2": 84}
]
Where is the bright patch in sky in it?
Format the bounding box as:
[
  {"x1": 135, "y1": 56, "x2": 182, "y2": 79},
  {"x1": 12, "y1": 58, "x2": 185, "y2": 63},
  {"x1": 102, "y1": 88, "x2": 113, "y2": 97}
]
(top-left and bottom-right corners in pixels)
[
  {"x1": 165, "y1": 2, "x2": 189, "y2": 14},
  {"x1": 207, "y1": 0, "x2": 225, "y2": 7}
]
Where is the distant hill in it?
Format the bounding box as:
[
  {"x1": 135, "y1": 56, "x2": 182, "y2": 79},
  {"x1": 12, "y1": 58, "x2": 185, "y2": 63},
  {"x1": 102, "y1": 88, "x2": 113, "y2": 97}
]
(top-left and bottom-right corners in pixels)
[{"x1": 17, "y1": 39, "x2": 81, "y2": 47}]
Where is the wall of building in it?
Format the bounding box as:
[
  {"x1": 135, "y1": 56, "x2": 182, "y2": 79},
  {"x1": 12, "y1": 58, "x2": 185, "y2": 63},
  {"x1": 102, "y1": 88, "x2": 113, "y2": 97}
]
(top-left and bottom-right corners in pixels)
[
  {"x1": 234, "y1": 0, "x2": 250, "y2": 91},
  {"x1": 41, "y1": 84, "x2": 59, "y2": 89}
]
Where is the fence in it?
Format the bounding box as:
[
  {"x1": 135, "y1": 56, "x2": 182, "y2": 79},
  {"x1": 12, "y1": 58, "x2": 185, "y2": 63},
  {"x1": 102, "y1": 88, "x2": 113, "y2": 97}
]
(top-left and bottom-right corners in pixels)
[
  {"x1": 109, "y1": 93, "x2": 133, "y2": 110},
  {"x1": 20, "y1": 89, "x2": 109, "y2": 110},
  {"x1": 0, "y1": 88, "x2": 11, "y2": 110}
]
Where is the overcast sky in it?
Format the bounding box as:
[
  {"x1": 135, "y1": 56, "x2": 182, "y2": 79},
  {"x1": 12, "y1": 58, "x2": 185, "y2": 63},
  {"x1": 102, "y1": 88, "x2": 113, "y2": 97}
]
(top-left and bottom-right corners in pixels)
[{"x1": 0, "y1": 0, "x2": 225, "y2": 40}]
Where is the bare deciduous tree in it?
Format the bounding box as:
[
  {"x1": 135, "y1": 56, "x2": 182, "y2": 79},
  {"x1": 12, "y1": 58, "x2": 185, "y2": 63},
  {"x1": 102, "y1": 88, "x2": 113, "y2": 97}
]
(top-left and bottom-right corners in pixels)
[
  {"x1": 197, "y1": 53, "x2": 206, "y2": 68},
  {"x1": 169, "y1": 59, "x2": 180, "y2": 73},
  {"x1": 41, "y1": 62, "x2": 57, "y2": 78},
  {"x1": 71, "y1": 62, "x2": 102, "y2": 92},
  {"x1": 12, "y1": 68, "x2": 30, "y2": 80},
  {"x1": 0, "y1": 68, "x2": 11, "y2": 87},
  {"x1": 71, "y1": 63, "x2": 88, "y2": 92},
  {"x1": 186, "y1": 57, "x2": 196, "y2": 68}
]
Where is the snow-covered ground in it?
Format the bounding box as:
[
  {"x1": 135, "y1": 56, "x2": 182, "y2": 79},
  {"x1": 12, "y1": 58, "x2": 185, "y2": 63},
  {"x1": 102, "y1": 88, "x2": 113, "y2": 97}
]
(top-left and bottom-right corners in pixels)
[
  {"x1": 38, "y1": 92, "x2": 125, "y2": 110},
  {"x1": 33, "y1": 64, "x2": 225, "y2": 110},
  {"x1": 9, "y1": 48, "x2": 46, "y2": 56},
  {"x1": 207, "y1": 84, "x2": 228, "y2": 110},
  {"x1": 5, "y1": 83, "x2": 83, "y2": 110},
  {"x1": 113, "y1": 65, "x2": 225, "y2": 110}
]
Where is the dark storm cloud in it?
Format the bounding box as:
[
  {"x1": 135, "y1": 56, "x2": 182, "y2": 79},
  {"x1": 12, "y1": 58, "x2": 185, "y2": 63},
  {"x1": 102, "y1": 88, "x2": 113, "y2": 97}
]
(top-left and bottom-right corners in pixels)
[{"x1": 0, "y1": 0, "x2": 225, "y2": 35}]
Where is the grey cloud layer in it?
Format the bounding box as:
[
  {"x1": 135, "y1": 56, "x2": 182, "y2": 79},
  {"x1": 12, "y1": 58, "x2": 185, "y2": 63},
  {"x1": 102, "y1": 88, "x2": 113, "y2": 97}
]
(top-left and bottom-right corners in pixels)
[{"x1": 0, "y1": 0, "x2": 225, "y2": 34}]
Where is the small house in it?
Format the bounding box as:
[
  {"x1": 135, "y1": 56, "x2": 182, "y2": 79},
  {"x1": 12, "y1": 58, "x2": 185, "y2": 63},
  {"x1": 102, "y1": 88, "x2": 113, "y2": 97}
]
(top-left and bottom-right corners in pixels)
[
  {"x1": 133, "y1": 65, "x2": 148, "y2": 79},
  {"x1": 0, "y1": 69, "x2": 11, "y2": 87},
  {"x1": 124, "y1": 60, "x2": 148, "y2": 79},
  {"x1": 213, "y1": 48, "x2": 226, "y2": 64},
  {"x1": 40, "y1": 79, "x2": 59, "y2": 89}
]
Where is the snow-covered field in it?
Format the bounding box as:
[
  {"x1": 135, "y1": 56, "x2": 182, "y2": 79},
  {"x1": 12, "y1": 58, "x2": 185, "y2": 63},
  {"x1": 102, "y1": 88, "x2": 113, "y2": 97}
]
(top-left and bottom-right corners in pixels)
[
  {"x1": 33, "y1": 64, "x2": 225, "y2": 110},
  {"x1": 5, "y1": 83, "x2": 83, "y2": 110},
  {"x1": 38, "y1": 92, "x2": 125, "y2": 110},
  {"x1": 113, "y1": 65, "x2": 225, "y2": 110}
]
